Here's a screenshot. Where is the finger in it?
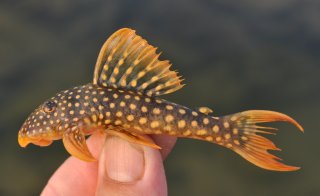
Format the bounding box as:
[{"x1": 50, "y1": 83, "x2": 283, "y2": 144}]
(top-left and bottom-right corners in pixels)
[
  {"x1": 151, "y1": 135, "x2": 177, "y2": 160},
  {"x1": 41, "y1": 133, "x2": 106, "y2": 196},
  {"x1": 41, "y1": 133, "x2": 176, "y2": 196},
  {"x1": 96, "y1": 136, "x2": 167, "y2": 196}
]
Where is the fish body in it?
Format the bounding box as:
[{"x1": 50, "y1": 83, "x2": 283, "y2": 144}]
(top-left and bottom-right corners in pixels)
[
  {"x1": 18, "y1": 28, "x2": 303, "y2": 171},
  {"x1": 19, "y1": 84, "x2": 220, "y2": 147}
]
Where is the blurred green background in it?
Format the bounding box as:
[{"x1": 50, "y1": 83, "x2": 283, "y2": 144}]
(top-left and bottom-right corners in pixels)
[{"x1": 0, "y1": 0, "x2": 319, "y2": 195}]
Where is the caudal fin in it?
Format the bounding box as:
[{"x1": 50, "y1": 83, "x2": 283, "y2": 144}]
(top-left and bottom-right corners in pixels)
[{"x1": 223, "y1": 110, "x2": 303, "y2": 171}]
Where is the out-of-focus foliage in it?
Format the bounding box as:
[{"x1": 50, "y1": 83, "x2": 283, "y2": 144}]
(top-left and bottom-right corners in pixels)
[{"x1": 0, "y1": 0, "x2": 319, "y2": 195}]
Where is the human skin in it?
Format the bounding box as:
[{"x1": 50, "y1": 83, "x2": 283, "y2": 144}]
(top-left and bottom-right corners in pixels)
[{"x1": 41, "y1": 132, "x2": 176, "y2": 196}]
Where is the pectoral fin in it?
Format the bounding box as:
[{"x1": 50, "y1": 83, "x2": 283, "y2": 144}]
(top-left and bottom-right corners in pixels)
[
  {"x1": 62, "y1": 128, "x2": 96, "y2": 162},
  {"x1": 107, "y1": 129, "x2": 161, "y2": 149}
]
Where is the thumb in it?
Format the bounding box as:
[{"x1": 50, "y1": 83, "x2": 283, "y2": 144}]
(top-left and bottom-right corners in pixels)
[{"x1": 96, "y1": 136, "x2": 167, "y2": 196}]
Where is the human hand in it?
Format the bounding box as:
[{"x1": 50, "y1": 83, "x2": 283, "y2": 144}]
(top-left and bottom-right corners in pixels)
[{"x1": 41, "y1": 132, "x2": 176, "y2": 196}]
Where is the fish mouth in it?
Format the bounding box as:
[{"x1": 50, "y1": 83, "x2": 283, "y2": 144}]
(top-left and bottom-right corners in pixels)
[{"x1": 18, "y1": 133, "x2": 53, "y2": 147}]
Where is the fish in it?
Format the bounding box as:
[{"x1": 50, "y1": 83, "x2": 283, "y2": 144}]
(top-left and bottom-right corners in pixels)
[{"x1": 18, "y1": 28, "x2": 304, "y2": 171}]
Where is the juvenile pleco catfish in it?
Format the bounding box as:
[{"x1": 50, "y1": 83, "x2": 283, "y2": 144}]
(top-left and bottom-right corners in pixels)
[{"x1": 18, "y1": 28, "x2": 304, "y2": 171}]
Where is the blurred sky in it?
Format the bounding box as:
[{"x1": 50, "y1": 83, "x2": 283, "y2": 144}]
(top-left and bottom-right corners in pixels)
[{"x1": 0, "y1": 0, "x2": 319, "y2": 195}]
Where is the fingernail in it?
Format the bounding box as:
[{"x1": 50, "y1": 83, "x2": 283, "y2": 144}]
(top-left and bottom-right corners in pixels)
[{"x1": 102, "y1": 137, "x2": 145, "y2": 183}]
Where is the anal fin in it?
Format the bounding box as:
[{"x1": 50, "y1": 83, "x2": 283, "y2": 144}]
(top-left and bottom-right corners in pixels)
[
  {"x1": 107, "y1": 128, "x2": 161, "y2": 149},
  {"x1": 62, "y1": 128, "x2": 96, "y2": 162}
]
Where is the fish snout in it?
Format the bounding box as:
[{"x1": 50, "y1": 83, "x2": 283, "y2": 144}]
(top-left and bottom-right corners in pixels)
[
  {"x1": 18, "y1": 128, "x2": 53, "y2": 147},
  {"x1": 18, "y1": 131, "x2": 31, "y2": 147}
]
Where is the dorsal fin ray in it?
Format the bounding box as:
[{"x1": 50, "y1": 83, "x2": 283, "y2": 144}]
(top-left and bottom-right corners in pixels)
[{"x1": 93, "y1": 28, "x2": 184, "y2": 96}]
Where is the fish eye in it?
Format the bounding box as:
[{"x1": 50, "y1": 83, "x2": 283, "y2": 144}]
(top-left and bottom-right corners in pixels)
[{"x1": 43, "y1": 101, "x2": 57, "y2": 113}]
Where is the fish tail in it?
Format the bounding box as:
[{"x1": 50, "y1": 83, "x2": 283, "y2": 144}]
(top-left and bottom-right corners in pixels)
[{"x1": 219, "y1": 110, "x2": 303, "y2": 171}]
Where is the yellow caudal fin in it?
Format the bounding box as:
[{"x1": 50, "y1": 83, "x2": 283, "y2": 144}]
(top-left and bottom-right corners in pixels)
[
  {"x1": 93, "y1": 28, "x2": 184, "y2": 96},
  {"x1": 223, "y1": 110, "x2": 303, "y2": 171}
]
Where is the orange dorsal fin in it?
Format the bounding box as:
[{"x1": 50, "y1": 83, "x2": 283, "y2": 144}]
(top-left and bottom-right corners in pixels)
[{"x1": 93, "y1": 28, "x2": 184, "y2": 96}]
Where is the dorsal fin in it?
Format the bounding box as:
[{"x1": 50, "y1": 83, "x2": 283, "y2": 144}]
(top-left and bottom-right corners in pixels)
[
  {"x1": 93, "y1": 28, "x2": 184, "y2": 96},
  {"x1": 196, "y1": 107, "x2": 213, "y2": 115}
]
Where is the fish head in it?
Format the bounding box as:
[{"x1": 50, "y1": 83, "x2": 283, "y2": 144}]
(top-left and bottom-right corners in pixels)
[{"x1": 18, "y1": 96, "x2": 65, "y2": 148}]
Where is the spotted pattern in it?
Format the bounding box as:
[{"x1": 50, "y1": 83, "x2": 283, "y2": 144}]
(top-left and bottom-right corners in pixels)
[
  {"x1": 19, "y1": 83, "x2": 245, "y2": 150},
  {"x1": 17, "y1": 28, "x2": 304, "y2": 172}
]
